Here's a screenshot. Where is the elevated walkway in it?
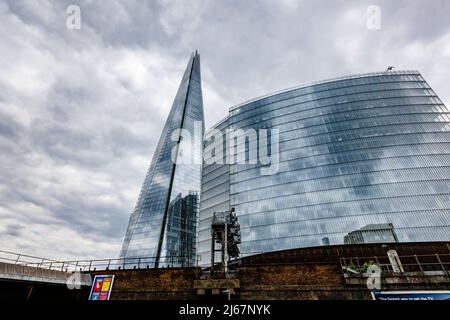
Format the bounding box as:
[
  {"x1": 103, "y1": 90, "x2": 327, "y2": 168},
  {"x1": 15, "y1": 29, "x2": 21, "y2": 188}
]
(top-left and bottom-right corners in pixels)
[{"x1": 0, "y1": 250, "x2": 90, "y2": 286}]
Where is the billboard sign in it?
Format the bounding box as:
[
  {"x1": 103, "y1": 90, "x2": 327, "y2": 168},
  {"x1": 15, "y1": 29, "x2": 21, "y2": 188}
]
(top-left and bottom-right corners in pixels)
[
  {"x1": 88, "y1": 275, "x2": 115, "y2": 300},
  {"x1": 371, "y1": 291, "x2": 450, "y2": 301}
]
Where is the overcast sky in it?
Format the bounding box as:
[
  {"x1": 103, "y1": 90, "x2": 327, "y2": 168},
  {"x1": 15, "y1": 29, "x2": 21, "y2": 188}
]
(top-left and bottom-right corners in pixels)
[{"x1": 0, "y1": 0, "x2": 449, "y2": 260}]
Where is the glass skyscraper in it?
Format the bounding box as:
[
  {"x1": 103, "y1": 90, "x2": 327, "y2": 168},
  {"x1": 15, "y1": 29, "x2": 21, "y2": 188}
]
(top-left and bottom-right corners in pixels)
[
  {"x1": 198, "y1": 117, "x2": 231, "y2": 265},
  {"x1": 198, "y1": 70, "x2": 450, "y2": 263},
  {"x1": 120, "y1": 52, "x2": 204, "y2": 267}
]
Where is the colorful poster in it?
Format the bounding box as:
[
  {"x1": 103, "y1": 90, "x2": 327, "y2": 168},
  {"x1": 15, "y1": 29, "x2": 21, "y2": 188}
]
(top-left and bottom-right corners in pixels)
[{"x1": 89, "y1": 275, "x2": 115, "y2": 301}]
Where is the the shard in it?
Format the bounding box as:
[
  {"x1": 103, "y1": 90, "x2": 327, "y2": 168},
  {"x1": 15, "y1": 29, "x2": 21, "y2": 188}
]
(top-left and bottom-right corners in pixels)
[{"x1": 120, "y1": 52, "x2": 204, "y2": 267}]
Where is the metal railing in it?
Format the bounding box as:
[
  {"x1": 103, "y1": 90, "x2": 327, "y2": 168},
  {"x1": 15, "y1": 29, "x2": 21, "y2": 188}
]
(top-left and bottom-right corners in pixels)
[
  {"x1": 340, "y1": 253, "x2": 450, "y2": 275},
  {"x1": 36, "y1": 256, "x2": 200, "y2": 272},
  {"x1": 0, "y1": 250, "x2": 200, "y2": 273},
  {"x1": 0, "y1": 249, "x2": 74, "y2": 270}
]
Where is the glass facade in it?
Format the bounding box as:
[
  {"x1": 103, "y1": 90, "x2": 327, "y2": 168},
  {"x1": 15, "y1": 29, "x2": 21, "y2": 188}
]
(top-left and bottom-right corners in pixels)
[
  {"x1": 198, "y1": 117, "x2": 230, "y2": 265},
  {"x1": 198, "y1": 70, "x2": 450, "y2": 261},
  {"x1": 120, "y1": 52, "x2": 204, "y2": 267}
]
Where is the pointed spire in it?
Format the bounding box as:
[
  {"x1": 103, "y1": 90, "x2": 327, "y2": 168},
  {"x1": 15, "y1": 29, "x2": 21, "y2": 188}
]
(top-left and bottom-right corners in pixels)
[{"x1": 119, "y1": 52, "x2": 204, "y2": 267}]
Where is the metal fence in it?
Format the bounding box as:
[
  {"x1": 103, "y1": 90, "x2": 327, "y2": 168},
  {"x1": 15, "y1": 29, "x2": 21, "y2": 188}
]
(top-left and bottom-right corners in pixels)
[
  {"x1": 0, "y1": 250, "x2": 200, "y2": 272},
  {"x1": 38, "y1": 256, "x2": 200, "y2": 272},
  {"x1": 7, "y1": 248, "x2": 448, "y2": 275},
  {"x1": 340, "y1": 253, "x2": 450, "y2": 275},
  {"x1": 0, "y1": 249, "x2": 68, "y2": 269}
]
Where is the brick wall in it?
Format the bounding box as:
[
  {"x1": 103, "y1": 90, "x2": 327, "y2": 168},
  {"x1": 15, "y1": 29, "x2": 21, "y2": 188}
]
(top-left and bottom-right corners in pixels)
[
  {"x1": 2, "y1": 242, "x2": 448, "y2": 300},
  {"x1": 89, "y1": 267, "x2": 201, "y2": 300}
]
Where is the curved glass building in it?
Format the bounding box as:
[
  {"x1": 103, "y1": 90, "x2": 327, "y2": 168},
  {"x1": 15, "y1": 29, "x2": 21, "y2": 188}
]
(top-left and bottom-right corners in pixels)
[{"x1": 198, "y1": 70, "x2": 450, "y2": 262}]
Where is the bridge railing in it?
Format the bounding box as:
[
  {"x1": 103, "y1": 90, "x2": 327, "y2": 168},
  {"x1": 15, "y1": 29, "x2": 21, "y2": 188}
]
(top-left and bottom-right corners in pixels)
[
  {"x1": 34, "y1": 255, "x2": 200, "y2": 272},
  {"x1": 1, "y1": 250, "x2": 201, "y2": 272},
  {"x1": 0, "y1": 249, "x2": 71, "y2": 270}
]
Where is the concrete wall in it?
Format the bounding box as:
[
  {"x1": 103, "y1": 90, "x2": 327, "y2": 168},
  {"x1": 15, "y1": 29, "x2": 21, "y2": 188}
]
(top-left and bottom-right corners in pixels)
[{"x1": 0, "y1": 262, "x2": 90, "y2": 286}]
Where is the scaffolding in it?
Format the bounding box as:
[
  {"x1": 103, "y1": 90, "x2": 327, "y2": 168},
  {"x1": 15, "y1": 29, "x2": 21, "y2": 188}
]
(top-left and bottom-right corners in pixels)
[{"x1": 210, "y1": 208, "x2": 241, "y2": 275}]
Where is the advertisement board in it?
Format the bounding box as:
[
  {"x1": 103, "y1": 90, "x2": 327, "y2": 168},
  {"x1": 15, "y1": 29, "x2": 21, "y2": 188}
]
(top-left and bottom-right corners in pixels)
[
  {"x1": 371, "y1": 291, "x2": 450, "y2": 300},
  {"x1": 88, "y1": 275, "x2": 115, "y2": 300}
]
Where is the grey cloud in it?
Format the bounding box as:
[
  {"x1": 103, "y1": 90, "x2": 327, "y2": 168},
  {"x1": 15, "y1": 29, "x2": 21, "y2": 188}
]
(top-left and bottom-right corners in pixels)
[
  {"x1": 5, "y1": 224, "x2": 24, "y2": 237},
  {"x1": 0, "y1": 0, "x2": 449, "y2": 259}
]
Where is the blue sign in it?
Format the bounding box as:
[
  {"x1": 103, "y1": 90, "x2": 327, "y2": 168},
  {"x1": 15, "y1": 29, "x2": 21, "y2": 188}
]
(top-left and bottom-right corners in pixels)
[{"x1": 372, "y1": 291, "x2": 450, "y2": 301}]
